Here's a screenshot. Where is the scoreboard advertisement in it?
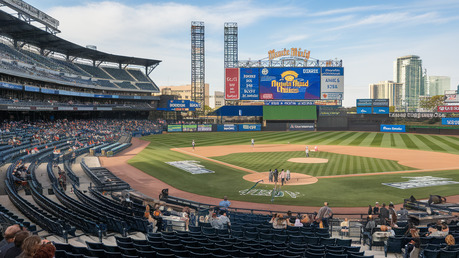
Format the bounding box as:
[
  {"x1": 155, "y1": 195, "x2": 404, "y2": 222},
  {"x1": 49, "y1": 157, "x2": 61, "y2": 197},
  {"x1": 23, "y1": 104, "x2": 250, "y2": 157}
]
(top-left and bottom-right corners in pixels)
[{"x1": 225, "y1": 67, "x2": 343, "y2": 101}]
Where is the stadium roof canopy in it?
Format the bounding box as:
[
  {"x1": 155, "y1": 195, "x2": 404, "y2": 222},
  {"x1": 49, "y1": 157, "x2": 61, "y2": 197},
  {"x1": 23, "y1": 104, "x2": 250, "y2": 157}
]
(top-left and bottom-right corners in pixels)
[{"x1": 0, "y1": 10, "x2": 161, "y2": 67}]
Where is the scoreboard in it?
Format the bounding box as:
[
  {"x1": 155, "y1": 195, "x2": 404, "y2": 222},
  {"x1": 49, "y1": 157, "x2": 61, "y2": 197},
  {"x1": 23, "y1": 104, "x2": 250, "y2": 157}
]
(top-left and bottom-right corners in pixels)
[{"x1": 225, "y1": 67, "x2": 344, "y2": 101}]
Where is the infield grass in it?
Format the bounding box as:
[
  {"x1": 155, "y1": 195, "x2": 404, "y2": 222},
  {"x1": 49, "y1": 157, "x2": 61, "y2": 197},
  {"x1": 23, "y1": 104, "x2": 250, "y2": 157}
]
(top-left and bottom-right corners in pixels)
[{"x1": 128, "y1": 131, "x2": 459, "y2": 206}]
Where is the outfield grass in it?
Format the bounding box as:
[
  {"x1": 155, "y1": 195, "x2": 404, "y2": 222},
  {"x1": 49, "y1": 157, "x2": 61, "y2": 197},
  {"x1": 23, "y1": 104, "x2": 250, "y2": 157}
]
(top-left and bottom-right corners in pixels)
[
  {"x1": 128, "y1": 131, "x2": 459, "y2": 206},
  {"x1": 213, "y1": 151, "x2": 414, "y2": 176}
]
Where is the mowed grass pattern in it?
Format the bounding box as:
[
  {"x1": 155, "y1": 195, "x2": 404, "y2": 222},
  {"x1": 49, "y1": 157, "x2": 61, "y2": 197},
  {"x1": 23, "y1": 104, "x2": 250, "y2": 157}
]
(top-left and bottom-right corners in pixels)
[
  {"x1": 213, "y1": 151, "x2": 414, "y2": 176},
  {"x1": 127, "y1": 131, "x2": 459, "y2": 206}
]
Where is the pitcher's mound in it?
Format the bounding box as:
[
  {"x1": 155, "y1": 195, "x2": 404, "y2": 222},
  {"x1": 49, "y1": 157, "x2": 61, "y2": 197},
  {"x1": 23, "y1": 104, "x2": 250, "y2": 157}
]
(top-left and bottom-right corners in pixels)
[
  {"x1": 288, "y1": 158, "x2": 329, "y2": 163},
  {"x1": 243, "y1": 172, "x2": 318, "y2": 185}
]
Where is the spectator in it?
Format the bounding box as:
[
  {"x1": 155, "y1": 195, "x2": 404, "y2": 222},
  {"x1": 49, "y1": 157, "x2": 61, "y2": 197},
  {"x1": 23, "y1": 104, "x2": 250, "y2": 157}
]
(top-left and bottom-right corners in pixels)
[
  {"x1": 340, "y1": 218, "x2": 350, "y2": 236},
  {"x1": 17, "y1": 235, "x2": 41, "y2": 258},
  {"x1": 209, "y1": 213, "x2": 223, "y2": 230},
  {"x1": 273, "y1": 214, "x2": 287, "y2": 229},
  {"x1": 317, "y1": 202, "x2": 333, "y2": 228},
  {"x1": 219, "y1": 196, "x2": 231, "y2": 210},
  {"x1": 0, "y1": 224, "x2": 22, "y2": 254},
  {"x1": 443, "y1": 234, "x2": 456, "y2": 251},
  {"x1": 379, "y1": 203, "x2": 389, "y2": 225},
  {"x1": 33, "y1": 241, "x2": 55, "y2": 258},
  {"x1": 2, "y1": 231, "x2": 30, "y2": 258},
  {"x1": 152, "y1": 207, "x2": 163, "y2": 232},
  {"x1": 294, "y1": 215, "x2": 304, "y2": 227},
  {"x1": 373, "y1": 202, "x2": 380, "y2": 215},
  {"x1": 389, "y1": 203, "x2": 398, "y2": 228},
  {"x1": 219, "y1": 211, "x2": 231, "y2": 229}
]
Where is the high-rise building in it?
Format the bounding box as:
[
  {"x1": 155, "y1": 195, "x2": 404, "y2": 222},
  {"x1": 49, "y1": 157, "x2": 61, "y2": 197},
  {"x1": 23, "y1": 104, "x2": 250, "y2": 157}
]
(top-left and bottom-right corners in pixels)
[
  {"x1": 214, "y1": 91, "x2": 225, "y2": 109},
  {"x1": 426, "y1": 76, "x2": 451, "y2": 96},
  {"x1": 369, "y1": 81, "x2": 403, "y2": 108},
  {"x1": 393, "y1": 55, "x2": 423, "y2": 111},
  {"x1": 160, "y1": 84, "x2": 210, "y2": 107}
]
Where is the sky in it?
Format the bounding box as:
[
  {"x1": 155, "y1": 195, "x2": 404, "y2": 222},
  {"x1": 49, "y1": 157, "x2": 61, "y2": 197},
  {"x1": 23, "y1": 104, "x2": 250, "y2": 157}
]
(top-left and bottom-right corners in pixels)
[{"x1": 22, "y1": 0, "x2": 459, "y2": 106}]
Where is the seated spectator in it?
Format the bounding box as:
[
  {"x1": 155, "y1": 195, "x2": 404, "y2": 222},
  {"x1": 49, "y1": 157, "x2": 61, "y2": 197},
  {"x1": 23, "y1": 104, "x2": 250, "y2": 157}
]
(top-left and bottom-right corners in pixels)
[
  {"x1": 2, "y1": 230, "x2": 30, "y2": 258},
  {"x1": 300, "y1": 214, "x2": 311, "y2": 225},
  {"x1": 403, "y1": 237, "x2": 420, "y2": 258},
  {"x1": 209, "y1": 213, "x2": 223, "y2": 230},
  {"x1": 33, "y1": 240, "x2": 55, "y2": 258},
  {"x1": 340, "y1": 218, "x2": 350, "y2": 236},
  {"x1": 294, "y1": 215, "x2": 304, "y2": 227},
  {"x1": 273, "y1": 214, "x2": 287, "y2": 229},
  {"x1": 0, "y1": 224, "x2": 23, "y2": 253},
  {"x1": 441, "y1": 222, "x2": 449, "y2": 233},
  {"x1": 443, "y1": 234, "x2": 456, "y2": 251},
  {"x1": 17, "y1": 235, "x2": 42, "y2": 258},
  {"x1": 152, "y1": 208, "x2": 163, "y2": 232}
]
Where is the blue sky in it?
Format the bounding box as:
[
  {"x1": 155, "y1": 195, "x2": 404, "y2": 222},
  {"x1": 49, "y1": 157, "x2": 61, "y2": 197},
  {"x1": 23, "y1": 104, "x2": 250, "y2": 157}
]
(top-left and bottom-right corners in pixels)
[{"x1": 24, "y1": 0, "x2": 459, "y2": 106}]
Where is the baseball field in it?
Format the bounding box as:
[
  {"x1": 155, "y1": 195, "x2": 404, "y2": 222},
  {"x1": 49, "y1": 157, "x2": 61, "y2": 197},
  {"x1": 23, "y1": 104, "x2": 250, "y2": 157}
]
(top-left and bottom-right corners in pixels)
[{"x1": 126, "y1": 131, "x2": 459, "y2": 207}]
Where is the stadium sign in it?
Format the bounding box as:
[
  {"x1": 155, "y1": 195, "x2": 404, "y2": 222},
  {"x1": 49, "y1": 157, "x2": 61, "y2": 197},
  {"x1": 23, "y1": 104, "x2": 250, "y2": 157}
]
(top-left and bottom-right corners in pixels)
[
  {"x1": 320, "y1": 67, "x2": 344, "y2": 100},
  {"x1": 444, "y1": 94, "x2": 458, "y2": 102},
  {"x1": 383, "y1": 176, "x2": 459, "y2": 189},
  {"x1": 380, "y1": 124, "x2": 406, "y2": 132},
  {"x1": 288, "y1": 123, "x2": 315, "y2": 131},
  {"x1": 442, "y1": 118, "x2": 459, "y2": 125},
  {"x1": 438, "y1": 106, "x2": 459, "y2": 113},
  {"x1": 389, "y1": 112, "x2": 446, "y2": 118},
  {"x1": 268, "y1": 48, "x2": 311, "y2": 60},
  {"x1": 166, "y1": 160, "x2": 215, "y2": 175}
]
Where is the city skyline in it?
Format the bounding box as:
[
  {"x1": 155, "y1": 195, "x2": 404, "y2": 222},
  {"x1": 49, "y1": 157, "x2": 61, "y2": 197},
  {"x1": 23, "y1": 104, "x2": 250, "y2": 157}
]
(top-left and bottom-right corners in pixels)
[{"x1": 23, "y1": 0, "x2": 459, "y2": 107}]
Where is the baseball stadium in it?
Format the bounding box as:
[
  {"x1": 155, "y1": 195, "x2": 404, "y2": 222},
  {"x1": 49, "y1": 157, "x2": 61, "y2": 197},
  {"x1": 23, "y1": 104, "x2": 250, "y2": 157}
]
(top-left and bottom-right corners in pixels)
[{"x1": 1, "y1": 2, "x2": 459, "y2": 258}]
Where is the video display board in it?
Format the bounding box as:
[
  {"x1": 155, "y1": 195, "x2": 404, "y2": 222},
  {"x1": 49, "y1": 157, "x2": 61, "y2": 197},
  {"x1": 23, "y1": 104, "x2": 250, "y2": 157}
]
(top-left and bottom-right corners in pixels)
[
  {"x1": 259, "y1": 67, "x2": 321, "y2": 100},
  {"x1": 226, "y1": 67, "x2": 334, "y2": 101}
]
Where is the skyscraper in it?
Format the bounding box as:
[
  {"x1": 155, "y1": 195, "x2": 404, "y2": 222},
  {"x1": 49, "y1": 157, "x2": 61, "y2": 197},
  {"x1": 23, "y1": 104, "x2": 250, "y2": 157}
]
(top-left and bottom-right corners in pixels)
[
  {"x1": 426, "y1": 76, "x2": 451, "y2": 96},
  {"x1": 369, "y1": 81, "x2": 403, "y2": 108},
  {"x1": 393, "y1": 55, "x2": 423, "y2": 111}
]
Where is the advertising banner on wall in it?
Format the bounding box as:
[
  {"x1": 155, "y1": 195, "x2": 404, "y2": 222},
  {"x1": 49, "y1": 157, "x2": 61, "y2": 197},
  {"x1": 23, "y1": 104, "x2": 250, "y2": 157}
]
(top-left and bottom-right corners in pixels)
[
  {"x1": 438, "y1": 106, "x2": 459, "y2": 112},
  {"x1": 288, "y1": 123, "x2": 315, "y2": 131},
  {"x1": 225, "y1": 68, "x2": 239, "y2": 100},
  {"x1": 321, "y1": 67, "x2": 344, "y2": 100},
  {"x1": 356, "y1": 107, "x2": 372, "y2": 114},
  {"x1": 167, "y1": 125, "x2": 182, "y2": 132},
  {"x1": 217, "y1": 124, "x2": 237, "y2": 132},
  {"x1": 372, "y1": 99, "x2": 389, "y2": 107},
  {"x1": 380, "y1": 124, "x2": 406, "y2": 132},
  {"x1": 197, "y1": 124, "x2": 212, "y2": 132},
  {"x1": 182, "y1": 125, "x2": 197, "y2": 132},
  {"x1": 259, "y1": 67, "x2": 321, "y2": 100},
  {"x1": 444, "y1": 94, "x2": 458, "y2": 102},
  {"x1": 442, "y1": 118, "x2": 459, "y2": 125},
  {"x1": 238, "y1": 124, "x2": 261, "y2": 131},
  {"x1": 356, "y1": 99, "x2": 373, "y2": 107},
  {"x1": 239, "y1": 68, "x2": 260, "y2": 100},
  {"x1": 373, "y1": 107, "x2": 389, "y2": 114}
]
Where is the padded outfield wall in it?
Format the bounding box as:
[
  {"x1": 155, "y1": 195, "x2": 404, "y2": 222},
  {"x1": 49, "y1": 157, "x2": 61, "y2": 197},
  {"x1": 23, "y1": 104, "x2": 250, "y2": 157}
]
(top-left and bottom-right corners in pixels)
[{"x1": 262, "y1": 105, "x2": 317, "y2": 120}]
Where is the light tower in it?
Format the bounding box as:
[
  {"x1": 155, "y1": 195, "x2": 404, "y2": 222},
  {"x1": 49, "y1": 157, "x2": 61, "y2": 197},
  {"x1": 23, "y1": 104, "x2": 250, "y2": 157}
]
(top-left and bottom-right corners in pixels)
[{"x1": 191, "y1": 21, "x2": 205, "y2": 112}]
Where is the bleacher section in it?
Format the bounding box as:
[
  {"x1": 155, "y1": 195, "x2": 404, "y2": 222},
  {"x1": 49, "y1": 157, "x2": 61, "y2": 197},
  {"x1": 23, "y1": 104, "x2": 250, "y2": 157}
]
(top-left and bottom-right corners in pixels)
[
  {"x1": 115, "y1": 81, "x2": 138, "y2": 90},
  {"x1": 75, "y1": 63, "x2": 113, "y2": 79},
  {"x1": 128, "y1": 69, "x2": 151, "y2": 82},
  {"x1": 136, "y1": 82, "x2": 159, "y2": 91},
  {"x1": 51, "y1": 58, "x2": 91, "y2": 76},
  {"x1": 103, "y1": 67, "x2": 135, "y2": 81},
  {"x1": 94, "y1": 79, "x2": 118, "y2": 88}
]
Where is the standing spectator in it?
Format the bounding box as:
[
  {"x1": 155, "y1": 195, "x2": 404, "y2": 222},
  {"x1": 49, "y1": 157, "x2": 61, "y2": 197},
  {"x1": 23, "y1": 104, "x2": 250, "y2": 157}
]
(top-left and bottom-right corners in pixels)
[
  {"x1": 317, "y1": 202, "x2": 333, "y2": 228},
  {"x1": 2, "y1": 231, "x2": 30, "y2": 258},
  {"x1": 373, "y1": 202, "x2": 380, "y2": 215},
  {"x1": 389, "y1": 203, "x2": 398, "y2": 228},
  {"x1": 219, "y1": 211, "x2": 231, "y2": 229},
  {"x1": 368, "y1": 205, "x2": 373, "y2": 215},
  {"x1": 379, "y1": 203, "x2": 390, "y2": 225},
  {"x1": 219, "y1": 196, "x2": 231, "y2": 210}
]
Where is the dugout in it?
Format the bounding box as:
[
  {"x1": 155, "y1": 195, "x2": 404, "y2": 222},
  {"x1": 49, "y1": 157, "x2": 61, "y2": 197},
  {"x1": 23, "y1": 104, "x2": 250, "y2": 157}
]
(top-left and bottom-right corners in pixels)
[{"x1": 262, "y1": 105, "x2": 317, "y2": 131}]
